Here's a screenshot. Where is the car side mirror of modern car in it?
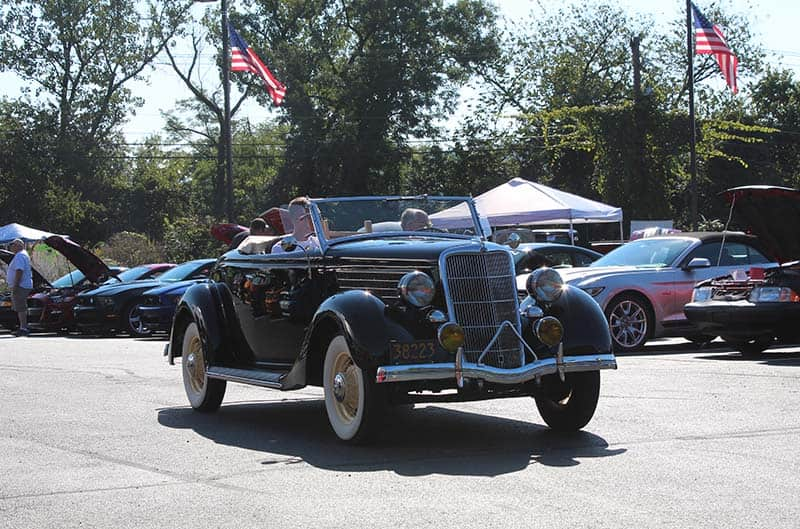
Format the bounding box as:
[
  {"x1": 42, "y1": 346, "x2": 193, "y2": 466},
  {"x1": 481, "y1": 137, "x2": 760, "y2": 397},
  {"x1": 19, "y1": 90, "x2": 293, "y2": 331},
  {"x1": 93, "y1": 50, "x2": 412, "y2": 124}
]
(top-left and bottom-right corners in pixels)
[
  {"x1": 505, "y1": 232, "x2": 521, "y2": 250},
  {"x1": 280, "y1": 236, "x2": 299, "y2": 253},
  {"x1": 685, "y1": 257, "x2": 711, "y2": 269}
]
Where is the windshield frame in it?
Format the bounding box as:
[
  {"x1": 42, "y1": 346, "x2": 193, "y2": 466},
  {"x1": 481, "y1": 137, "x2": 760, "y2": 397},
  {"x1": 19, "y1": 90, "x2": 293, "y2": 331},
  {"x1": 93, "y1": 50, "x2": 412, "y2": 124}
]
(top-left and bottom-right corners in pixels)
[{"x1": 309, "y1": 195, "x2": 484, "y2": 251}]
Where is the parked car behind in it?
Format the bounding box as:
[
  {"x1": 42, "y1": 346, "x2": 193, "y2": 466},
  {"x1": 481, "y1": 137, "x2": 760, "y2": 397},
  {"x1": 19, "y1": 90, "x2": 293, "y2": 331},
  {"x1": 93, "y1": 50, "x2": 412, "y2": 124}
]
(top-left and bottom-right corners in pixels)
[
  {"x1": 513, "y1": 242, "x2": 602, "y2": 275},
  {"x1": 137, "y1": 279, "x2": 206, "y2": 334},
  {"x1": 167, "y1": 196, "x2": 617, "y2": 443},
  {"x1": 73, "y1": 259, "x2": 212, "y2": 337},
  {"x1": 685, "y1": 186, "x2": 799, "y2": 356},
  {"x1": 549, "y1": 232, "x2": 775, "y2": 352}
]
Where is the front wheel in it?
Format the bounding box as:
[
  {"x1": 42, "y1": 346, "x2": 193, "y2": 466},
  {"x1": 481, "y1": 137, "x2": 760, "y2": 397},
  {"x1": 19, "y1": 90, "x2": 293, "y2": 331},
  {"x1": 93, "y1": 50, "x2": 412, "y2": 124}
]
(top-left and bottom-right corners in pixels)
[
  {"x1": 181, "y1": 322, "x2": 226, "y2": 412},
  {"x1": 125, "y1": 301, "x2": 151, "y2": 337},
  {"x1": 606, "y1": 294, "x2": 652, "y2": 352},
  {"x1": 323, "y1": 335, "x2": 384, "y2": 443},
  {"x1": 535, "y1": 371, "x2": 601, "y2": 432}
]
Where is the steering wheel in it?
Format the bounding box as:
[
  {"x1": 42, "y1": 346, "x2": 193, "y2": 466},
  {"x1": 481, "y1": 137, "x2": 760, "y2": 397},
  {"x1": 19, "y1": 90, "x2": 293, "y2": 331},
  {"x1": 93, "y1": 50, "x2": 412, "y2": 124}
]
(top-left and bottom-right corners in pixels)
[{"x1": 416, "y1": 226, "x2": 448, "y2": 233}]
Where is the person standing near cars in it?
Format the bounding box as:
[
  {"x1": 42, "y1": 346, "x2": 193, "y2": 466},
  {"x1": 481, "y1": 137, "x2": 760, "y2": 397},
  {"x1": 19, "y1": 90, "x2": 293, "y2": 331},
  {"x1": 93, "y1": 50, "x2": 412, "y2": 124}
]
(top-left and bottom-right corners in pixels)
[{"x1": 7, "y1": 238, "x2": 32, "y2": 336}]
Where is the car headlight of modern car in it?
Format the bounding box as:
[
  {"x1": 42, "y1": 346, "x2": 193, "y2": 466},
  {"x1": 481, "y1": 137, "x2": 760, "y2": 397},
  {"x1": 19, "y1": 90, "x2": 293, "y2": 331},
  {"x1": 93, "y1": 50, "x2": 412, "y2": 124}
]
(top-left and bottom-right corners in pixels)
[
  {"x1": 526, "y1": 267, "x2": 564, "y2": 303},
  {"x1": 581, "y1": 286, "x2": 605, "y2": 297},
  {"x1": 398, "y1": 271, "x2": 435, "y2": 308},
  {"x1": 749, "y1": 286, "x2": 800, "y2": 303},
  {"x1": 691, "y1": 286, "x2": 713, "y2": 303}
]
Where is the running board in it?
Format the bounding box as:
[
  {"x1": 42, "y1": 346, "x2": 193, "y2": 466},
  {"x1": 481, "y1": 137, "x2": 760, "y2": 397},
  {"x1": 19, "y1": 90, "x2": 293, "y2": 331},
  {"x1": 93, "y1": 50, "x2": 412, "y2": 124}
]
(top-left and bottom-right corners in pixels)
[{"x1": 206, "y1": 367, "x2": 287, "y2": 389}]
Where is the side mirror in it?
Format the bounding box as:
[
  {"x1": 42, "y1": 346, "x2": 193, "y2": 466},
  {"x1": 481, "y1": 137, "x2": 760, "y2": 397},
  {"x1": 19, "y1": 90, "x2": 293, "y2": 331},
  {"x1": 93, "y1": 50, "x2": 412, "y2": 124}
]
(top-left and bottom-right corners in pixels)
[
  {"x1": 505, "y1": 232, "x2": 521, "y2": 250},
  {"x1": 685, "y1": 257, "x2": 711, "y2": 269},
  {"x1": 280, "y1": 236, "x2": 299, "y2": 253}
]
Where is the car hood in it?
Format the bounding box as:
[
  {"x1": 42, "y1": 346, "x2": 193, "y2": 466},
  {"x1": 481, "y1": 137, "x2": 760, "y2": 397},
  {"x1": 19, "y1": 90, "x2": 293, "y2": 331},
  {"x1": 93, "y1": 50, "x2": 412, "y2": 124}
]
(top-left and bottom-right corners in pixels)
[
  {"x1": 43, "y1": 235, "x2": 115, "y2": 283},
  {"x1": 142, "y1": 279, "x2": 203, "y2": 296},
  {"x1": 1, "y1": 249, "x2": 51, "y2": 289},
  {"x1": 722, "y1": 186, "x2": 800, "y2": 263},
  {"x1": 80, "y1": 279, "x2": 164, "y2": 298},
  {"x1": 517, "y1": 265, "x2": 663, "y2": 291}
]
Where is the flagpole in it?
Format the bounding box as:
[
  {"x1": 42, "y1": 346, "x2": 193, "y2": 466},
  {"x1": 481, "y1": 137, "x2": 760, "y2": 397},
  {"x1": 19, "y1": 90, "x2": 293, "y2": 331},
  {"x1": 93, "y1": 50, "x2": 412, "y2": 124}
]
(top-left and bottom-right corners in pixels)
[
  {"x1": 221, "y1": 0, "x2": 234, "y2": 223},
  {"x1": 687, "y1": 0, "x2": 698, "y2": 231}
]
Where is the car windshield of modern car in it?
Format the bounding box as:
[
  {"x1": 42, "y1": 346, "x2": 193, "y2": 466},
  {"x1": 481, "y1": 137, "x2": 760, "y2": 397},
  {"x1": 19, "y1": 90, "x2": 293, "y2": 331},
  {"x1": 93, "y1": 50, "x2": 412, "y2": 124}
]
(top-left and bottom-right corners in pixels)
[
  {"x1": 157, "y1": 261, "x2": 208, "y2": 282},
  {"x1": 313, "y1": 197, "x2": 481, "y2": 241},
  {"x1": 591, "y1": 238, "x2": 694, "y2": 268},
  {"x1": 103, "y1": 265, "x2": 152, "y2": 284},
  {"x1": 51, "y1": 270, "x2": 87, "y2": 288}
]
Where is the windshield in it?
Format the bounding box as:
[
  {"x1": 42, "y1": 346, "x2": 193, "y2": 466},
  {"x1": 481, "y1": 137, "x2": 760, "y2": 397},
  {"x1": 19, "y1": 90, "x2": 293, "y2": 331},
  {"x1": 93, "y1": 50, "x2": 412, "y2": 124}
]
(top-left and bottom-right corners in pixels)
[
  {"x1": 52, "y1": 270, "x2": 87, "y2": 288},
  {"x1": 592, "y1": 238, "x2": 693, "y2": 268},
  {"x1": 104, "y1": 265, "x2": 151, "y2": 284},
  {"x1": 312, "y1": 197, "x2": 482, "y2": 242},
  {"x1": 157, "y1": 261, "x2": 206, "y2": 282}
]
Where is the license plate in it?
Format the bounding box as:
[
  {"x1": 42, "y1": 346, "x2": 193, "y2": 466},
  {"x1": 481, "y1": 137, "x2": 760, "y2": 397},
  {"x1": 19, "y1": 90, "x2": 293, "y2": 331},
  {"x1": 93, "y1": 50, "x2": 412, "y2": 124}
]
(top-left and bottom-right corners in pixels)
[{"x1": 390, "y1": 340, "x2": 436, "y2": 364}]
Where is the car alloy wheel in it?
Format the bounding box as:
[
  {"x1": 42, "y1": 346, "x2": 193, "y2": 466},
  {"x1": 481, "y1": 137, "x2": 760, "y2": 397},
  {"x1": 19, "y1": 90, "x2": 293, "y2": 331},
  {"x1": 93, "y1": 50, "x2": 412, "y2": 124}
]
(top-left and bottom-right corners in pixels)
[
  {"x1": 607, "y1": 295, "x2": 650, "y2": 352},
  {"x1": 125, "y1": 303, "x2": 151, "y2": 337}
]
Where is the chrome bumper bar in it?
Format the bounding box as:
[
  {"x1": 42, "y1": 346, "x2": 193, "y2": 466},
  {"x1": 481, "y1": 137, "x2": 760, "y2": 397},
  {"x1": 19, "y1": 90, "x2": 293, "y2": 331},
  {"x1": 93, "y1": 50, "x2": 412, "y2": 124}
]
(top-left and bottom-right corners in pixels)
[{"x1": 375, "y1": 351, "x2": 617, "y2": 385}]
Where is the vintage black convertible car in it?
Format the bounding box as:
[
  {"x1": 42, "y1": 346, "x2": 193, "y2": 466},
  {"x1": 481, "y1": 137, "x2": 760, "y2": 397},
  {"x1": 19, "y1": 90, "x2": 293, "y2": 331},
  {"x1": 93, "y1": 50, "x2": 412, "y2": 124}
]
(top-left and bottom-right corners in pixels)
[
  {"x1": 167, "y1": 196, "x2": 617, "y2": 443},
  {"x1": 685, "y1": 186, "x2": 800, "y2": 355}
]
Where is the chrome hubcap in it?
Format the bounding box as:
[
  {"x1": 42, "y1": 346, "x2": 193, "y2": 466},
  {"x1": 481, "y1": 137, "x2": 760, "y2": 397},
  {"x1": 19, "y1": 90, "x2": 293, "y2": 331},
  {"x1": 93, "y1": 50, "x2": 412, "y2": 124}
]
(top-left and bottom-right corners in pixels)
[
  {"x1": 186, "y1": 338, "x2": 205, "y2": 393},
  {"x1": 333, "y1": 372, "x2": 347, "y2": 402},
  {"x1": 610, "y1": 300, "x2": 647, "y2": 347}
]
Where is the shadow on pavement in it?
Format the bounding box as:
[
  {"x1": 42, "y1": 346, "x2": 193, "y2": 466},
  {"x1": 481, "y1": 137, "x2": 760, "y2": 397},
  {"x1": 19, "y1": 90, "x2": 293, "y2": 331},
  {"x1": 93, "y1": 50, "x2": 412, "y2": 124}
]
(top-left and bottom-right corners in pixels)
[
  {"x1": 157, "y1": 400, "x2": 625, "y2": 476},
  {"x1": 695, "y1": 348, "x2": 800, "y2": 366}
]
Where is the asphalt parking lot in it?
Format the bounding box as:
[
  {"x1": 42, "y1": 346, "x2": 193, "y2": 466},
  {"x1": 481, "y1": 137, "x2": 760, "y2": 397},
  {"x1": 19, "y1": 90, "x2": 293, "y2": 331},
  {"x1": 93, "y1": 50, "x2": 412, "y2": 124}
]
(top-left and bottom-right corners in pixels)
[{"x1": 1, "y1": 332, "x2": 799, "y2": 529}]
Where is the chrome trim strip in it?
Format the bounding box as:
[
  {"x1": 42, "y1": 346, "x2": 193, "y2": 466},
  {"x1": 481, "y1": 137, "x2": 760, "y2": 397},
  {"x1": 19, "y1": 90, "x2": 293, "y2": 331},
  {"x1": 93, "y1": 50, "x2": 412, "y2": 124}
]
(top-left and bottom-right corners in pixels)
[{"x1": 375, "y1": 353, "x2": 617, "y2": 385}]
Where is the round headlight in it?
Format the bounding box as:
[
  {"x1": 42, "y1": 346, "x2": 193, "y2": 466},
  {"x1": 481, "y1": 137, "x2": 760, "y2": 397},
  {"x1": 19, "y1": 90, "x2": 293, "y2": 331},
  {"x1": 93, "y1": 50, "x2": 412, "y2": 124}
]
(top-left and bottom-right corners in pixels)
[
  {"x1": 534, "y1": 316, "x2": 564, "y2": 347},
  {"x1": 438, "y1": 322, "x2": 465, "y2": 352},
  {"x1": 398, "y1": 271, "x2": 435, "y2": 308},
  {"x1": 526, "y1": 267, "x2": 564, "y2": 303}
]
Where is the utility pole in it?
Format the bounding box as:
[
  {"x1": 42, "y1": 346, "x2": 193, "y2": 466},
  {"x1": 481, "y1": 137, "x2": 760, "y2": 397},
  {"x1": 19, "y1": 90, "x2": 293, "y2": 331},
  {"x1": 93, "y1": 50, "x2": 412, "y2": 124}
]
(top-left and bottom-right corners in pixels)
[
  {"x1": 687, "y1": 0, "x2": 698, "y2": 231},
  {"x1": 221, "y1": 0, "x2": 234, "y2": 223}
]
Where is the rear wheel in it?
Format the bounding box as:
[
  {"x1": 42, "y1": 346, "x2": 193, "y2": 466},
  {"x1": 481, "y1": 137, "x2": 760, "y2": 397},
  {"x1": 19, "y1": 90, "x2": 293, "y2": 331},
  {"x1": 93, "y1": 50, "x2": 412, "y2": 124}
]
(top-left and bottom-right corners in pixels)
[
  {"x1": 535, "y1": 371, "x2": 601, "y2": 432},
  {"x1": 323, "y1": 335, "x2": 384, "y2": 443},
  {"x1": 181, "y1": 322, "x2": 226, "y2": 412},
  {"x1": 722, "y1": 335, "x2": 774, "y2": 357},
  {"x1": 606, "y1": 294, "x2": 652, "y2": 352}
]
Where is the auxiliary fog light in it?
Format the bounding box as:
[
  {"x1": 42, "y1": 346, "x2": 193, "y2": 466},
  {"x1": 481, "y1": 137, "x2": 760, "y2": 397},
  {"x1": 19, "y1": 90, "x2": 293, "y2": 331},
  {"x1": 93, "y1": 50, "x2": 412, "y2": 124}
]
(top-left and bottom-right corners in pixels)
[
  {"x1": 534, "y1": 316, "x2": 564, "y2": 347},
  {"x1": 438, "y1": 322, "x2": 465, "y2": 352}
]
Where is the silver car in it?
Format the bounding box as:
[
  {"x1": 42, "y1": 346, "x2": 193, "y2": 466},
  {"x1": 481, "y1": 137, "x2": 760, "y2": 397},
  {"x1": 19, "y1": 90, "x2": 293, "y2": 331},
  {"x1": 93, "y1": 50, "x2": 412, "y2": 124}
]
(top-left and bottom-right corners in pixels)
[{"x1": 540, "y1": 232, "x2": 773, "y2": 352}]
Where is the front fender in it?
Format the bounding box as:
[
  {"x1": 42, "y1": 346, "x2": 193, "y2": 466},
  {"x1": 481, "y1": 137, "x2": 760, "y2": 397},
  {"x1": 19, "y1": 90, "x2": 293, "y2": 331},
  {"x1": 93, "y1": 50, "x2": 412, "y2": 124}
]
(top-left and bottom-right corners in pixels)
[
  {"x1": 546, "y1": 286, "x2": 613, "y2": 355},
  {"x1": 307, "y1": 290, "x2": 413, "y2": 369},
  {"x1": 168, "y1": 282, "x2": 236, "y2": 365}
]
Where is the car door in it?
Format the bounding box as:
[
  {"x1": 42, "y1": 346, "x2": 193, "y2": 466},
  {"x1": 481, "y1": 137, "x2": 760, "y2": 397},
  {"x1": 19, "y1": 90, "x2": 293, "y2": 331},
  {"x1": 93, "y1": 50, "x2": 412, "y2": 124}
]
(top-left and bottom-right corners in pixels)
[{"x1": 667, "y1": 241, "x2": 771, "y2": 323}]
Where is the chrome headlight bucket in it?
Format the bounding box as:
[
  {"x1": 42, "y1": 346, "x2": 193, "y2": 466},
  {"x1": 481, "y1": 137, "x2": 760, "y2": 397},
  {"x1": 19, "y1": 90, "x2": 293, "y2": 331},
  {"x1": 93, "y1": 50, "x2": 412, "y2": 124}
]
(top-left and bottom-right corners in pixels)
[
  {"x1": 526, "y1": 267, "x2": 564, "y2": 303},
  {"x1": 398, "y1": 271, "x2": 435, "y2": 308}
]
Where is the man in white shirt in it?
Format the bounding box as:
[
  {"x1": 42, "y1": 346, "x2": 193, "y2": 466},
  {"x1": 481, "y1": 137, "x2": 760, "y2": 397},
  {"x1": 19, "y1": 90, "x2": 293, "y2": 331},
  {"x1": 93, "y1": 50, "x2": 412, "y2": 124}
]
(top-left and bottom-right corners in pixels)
[
  {"x1": 7, "y1": 239, "x2": 33, "y2": 336},
  {"x1": 271, "y1": 197, "x2": 321, "y2": 254}
]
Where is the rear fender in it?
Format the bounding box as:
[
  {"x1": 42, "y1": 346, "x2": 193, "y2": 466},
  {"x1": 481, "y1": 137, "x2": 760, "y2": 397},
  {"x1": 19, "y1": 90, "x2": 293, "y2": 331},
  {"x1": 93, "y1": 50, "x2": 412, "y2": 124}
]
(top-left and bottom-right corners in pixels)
[{"x1": 168, "y1": 282, "x2": 236, "y2": 365}]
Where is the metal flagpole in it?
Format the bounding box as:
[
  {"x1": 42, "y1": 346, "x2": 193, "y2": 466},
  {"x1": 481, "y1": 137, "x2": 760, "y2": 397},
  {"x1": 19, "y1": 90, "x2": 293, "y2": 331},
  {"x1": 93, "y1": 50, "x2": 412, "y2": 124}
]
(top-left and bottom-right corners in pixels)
[
  {"x1": 221, "y1": 0, "x2": 234, "y2": 223},
  {"x1": 687, "y1": 0, "x2": 698, "y2": 231}
]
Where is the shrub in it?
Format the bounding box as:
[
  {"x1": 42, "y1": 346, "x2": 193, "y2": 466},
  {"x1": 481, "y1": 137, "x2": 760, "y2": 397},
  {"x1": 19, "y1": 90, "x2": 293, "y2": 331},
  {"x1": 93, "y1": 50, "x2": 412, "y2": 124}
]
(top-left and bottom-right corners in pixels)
[
  {"x1": 161, "y1": 216, "x2": 227, "y2": 263},
  {"x1": 95, "y1": 232, "x2": 165, "y2": 267}
]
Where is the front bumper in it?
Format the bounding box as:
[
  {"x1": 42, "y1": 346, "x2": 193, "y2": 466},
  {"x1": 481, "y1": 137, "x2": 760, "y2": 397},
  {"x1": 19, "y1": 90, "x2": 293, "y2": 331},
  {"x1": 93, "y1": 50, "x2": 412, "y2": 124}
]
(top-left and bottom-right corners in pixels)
[
  {"x1": 74, "y1": 305, "x2": 118, "y2": 331},
  {"x1": 139, "y1": 305, "x2": 175, "y2": 332},
  {"x1": 684, "y1": 300, "x2": 800, "y2": 338},
  {"x1": 376, "y1": 349, "x2": 617, "y2": 385}
]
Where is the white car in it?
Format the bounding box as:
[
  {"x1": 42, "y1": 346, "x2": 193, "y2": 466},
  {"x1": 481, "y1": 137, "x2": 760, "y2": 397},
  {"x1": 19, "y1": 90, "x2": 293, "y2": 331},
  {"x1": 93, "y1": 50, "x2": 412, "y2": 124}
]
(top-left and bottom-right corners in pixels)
[{"x1": 535, "y1": 232, "x2": 774, "y2": 352}]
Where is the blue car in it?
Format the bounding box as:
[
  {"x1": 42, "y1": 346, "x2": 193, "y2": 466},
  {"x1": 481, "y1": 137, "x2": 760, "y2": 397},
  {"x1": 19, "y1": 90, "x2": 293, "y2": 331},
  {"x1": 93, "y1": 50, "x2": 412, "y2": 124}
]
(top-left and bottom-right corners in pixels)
[{"x1": 137, "y1": 279, "x2": 206, "y2": 334}]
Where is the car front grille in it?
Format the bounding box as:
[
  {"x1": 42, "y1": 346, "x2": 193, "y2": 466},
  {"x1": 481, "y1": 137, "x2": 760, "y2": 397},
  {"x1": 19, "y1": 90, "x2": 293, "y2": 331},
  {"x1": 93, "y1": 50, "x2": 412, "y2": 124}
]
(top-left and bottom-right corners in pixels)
[
  {"x1": 336, "y1": 263, "x2": 433, "y2": 304},
  {"x1": 443, "y1": 250, "x2": 522, "y2": 368}
]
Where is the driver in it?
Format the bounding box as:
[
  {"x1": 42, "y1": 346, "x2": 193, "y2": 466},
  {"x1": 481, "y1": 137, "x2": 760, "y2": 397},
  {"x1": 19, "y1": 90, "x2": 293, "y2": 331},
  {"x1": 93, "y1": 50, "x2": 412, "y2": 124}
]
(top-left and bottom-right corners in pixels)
[
  {"x1": 272, "y1": 197, "x2": 320, "y2": 254},
  {"x1": 400, "y1": 208, "x2": 431, "y2": 231}
]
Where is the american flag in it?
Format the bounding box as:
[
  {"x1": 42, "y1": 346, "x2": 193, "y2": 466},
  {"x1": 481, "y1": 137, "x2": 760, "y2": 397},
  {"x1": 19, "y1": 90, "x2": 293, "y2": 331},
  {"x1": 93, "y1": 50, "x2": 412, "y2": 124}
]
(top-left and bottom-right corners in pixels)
[
  {"x1": 691, "y1": 2, "x2": 738, "y2": 93},
  {"x1": 228, "y1": 24, "x2": 286, "y2": 106}
]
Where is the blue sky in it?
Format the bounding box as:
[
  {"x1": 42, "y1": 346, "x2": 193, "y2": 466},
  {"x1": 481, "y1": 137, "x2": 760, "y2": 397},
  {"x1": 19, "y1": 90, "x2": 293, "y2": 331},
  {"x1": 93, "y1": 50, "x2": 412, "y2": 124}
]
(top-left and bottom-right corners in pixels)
[{"x1": 2, "y1": 0, "x2": 798, "y2": 140}]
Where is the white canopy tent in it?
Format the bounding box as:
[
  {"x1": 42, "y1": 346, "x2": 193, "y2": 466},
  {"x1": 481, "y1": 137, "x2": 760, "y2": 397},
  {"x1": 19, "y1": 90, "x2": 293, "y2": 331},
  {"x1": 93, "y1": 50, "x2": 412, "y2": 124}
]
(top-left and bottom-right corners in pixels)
[
  {"x1": 430, "y1": 177, "x2": 623, "y2": 243},
  {"x1": 0, "y1": 223, "x2": 65, "y2": 245}
]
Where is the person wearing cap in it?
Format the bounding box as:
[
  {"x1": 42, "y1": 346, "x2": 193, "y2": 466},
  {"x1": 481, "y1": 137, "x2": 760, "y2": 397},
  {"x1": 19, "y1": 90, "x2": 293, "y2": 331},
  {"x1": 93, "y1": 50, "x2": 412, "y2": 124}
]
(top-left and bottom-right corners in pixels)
[
  {"x1": 230, "y1": 217, "x2": 274, "y2": 250},
  {"x1": 7, "y1": 239, "x2": 32, "y2": 336}
]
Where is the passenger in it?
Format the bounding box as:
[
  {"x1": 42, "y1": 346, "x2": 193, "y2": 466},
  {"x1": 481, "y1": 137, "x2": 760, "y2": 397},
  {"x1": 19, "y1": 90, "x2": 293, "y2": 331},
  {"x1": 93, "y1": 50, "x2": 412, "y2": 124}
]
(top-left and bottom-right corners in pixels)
[
  {"x1": 272, "y1": 197, "x2": 320, "y2": 254},
  {"x1": 230, "y1": 217, "x2": 275, "y2": 250},
  {"x1": 400, "y1": 208, "x2": 431, "y2": 231}
]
